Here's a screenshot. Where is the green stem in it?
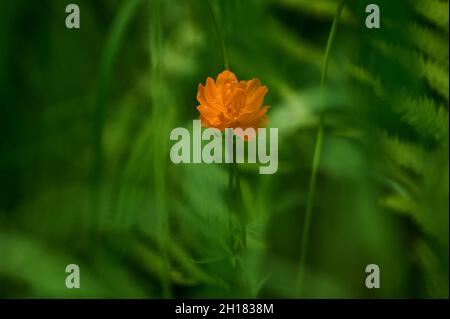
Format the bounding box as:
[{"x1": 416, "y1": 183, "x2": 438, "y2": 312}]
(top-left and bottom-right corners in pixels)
[
  {"x1": 295, "y1": 0, "x2": 345, "y2": 298},
  {"x1": 208, "y1": 0, "x2": 240, "y2": 251},
  {"x1": 206, "y1": 0, "x2": 229, "y2": 70},
  {"x1": 234, "y1": 161, "x2": 245, "y2": 249},
  {"x1": 228, "y1": 155, "x2": 244, "y2": 250},
  {"x1": 226, "y1": 141, "x2": 248, "y2": 296},
  {"x1": 228, "y1": 161, "x2": 235, "y2": 223},
  {"x1": 207, "y1": 0, "x2": 248, "y2": 294},
  {"x1": 319, "y1": 1, "x2": 345, "y2": 90}
]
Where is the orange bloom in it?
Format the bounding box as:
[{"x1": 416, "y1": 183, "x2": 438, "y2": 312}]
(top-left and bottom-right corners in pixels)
[{"x1": 197, "y1": 70, "x2": 269, "y2": 132}]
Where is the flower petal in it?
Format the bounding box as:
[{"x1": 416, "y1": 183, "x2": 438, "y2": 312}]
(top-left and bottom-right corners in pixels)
[
  {"x1": 216, "y1": 70, "x2": 238, "y2": 87},
  {"x1": 202, "y1": 77, "x2": 226, "y2": 112},
  {"x1": 237, "y1": 105, "x2": 269, "y2": 128},
  {"x1": 245, "y1": 85, "x2": 268, "y2": 110},
  {"x1": 197, "y1": 70, "x2": 269, "y2": 132},
  {"x1": 197, "y1": 84, "x2": 207, "y2": 105}
]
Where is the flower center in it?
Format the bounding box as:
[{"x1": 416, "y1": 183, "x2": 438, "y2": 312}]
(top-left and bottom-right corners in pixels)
[{"x1": 224, "y1": 85, "x2": 245, "y2": 121}]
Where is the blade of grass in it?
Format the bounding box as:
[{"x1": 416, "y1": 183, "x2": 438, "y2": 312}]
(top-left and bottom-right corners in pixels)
[
  {"x1": 295, "y1": 0, "x2": 345, "y2": 298},
  {"x1": 206, "y1": 0, "x2": 230, "y2": 70},
  {"x1": 149, "y1": 0, "x2": 173, "y2": 298},
  {"x1": 93, "y1": 0, "x2": 141, "y2": 185}
]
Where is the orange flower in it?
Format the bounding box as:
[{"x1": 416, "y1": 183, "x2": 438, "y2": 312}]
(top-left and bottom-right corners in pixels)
[{"x1": 197, "y1": 70, "x2": 269, "y2": 133}]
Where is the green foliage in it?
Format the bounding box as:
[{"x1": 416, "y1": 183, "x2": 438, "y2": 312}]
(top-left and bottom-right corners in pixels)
[{"x1": 0, "y1": 0, "x2": 448, "y2": 298}]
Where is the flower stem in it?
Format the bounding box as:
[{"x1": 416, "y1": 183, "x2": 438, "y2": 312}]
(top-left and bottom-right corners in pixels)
[
  {"x1": 226, "y1": 139, "x2": 248, "y2": 296},
  {"x1": 207, "y1": 0, "x2": 248, "y2": 294},
  {"x1": 206, "y1": 0, "x2": 229, "y2": 70},
  {"x1": 228, "y1": 161, "x2": 235, "y2": 219},
  {"x1": 295, "y1": 0, "x2": 345, "y2": 298},
  {"x1": 228, "y1": 155, "x2": 245, "y2": 250}
]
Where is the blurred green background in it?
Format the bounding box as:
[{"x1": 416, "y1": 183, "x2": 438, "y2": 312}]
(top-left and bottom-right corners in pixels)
[{"x1": 0, "y1": 0, "x2": 448, "y2": 298}]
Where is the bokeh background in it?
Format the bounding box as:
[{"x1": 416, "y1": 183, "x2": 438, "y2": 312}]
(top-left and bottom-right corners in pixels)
[{"x1": 0, "y1": 0, "x2": 448, "y2": 298}]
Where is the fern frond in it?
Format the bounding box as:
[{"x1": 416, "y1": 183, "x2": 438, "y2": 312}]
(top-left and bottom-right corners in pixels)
[
  {"x1": 393, "y1": 90, "x2": 449, "y2": 141},
  {"x1": 422, "y1": 58, "x2": 449, "y2": 101},
  {"x1": 348, "y1": 64, "x2": 449, "y2": 141},
  {"x1": 415, "y1": 239, "x2": 449, "y2": 297},
  {"x1": 381, "y1": 194, "x2": 422, "y2": 224},
  {"x1": 412, "y1": 0, "x2": 449, "y2": 32},
  {"x1": 381, "y1": 133, "x2": 425, "y2": 173},
  {"x1": 409, "y1": 23, "x2": 449, "y2": 65},
  {"x1": 372, "y1": 39, "x2": 449, "y2": 102}
]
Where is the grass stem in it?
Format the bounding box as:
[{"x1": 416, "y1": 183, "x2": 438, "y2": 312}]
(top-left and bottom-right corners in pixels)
[
  {"x1": 295, "y1": 0, "x2": 345, "y2": 298},
  {"x1": 206, "y1": 0, "x2": 229, "y2": 70}
]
